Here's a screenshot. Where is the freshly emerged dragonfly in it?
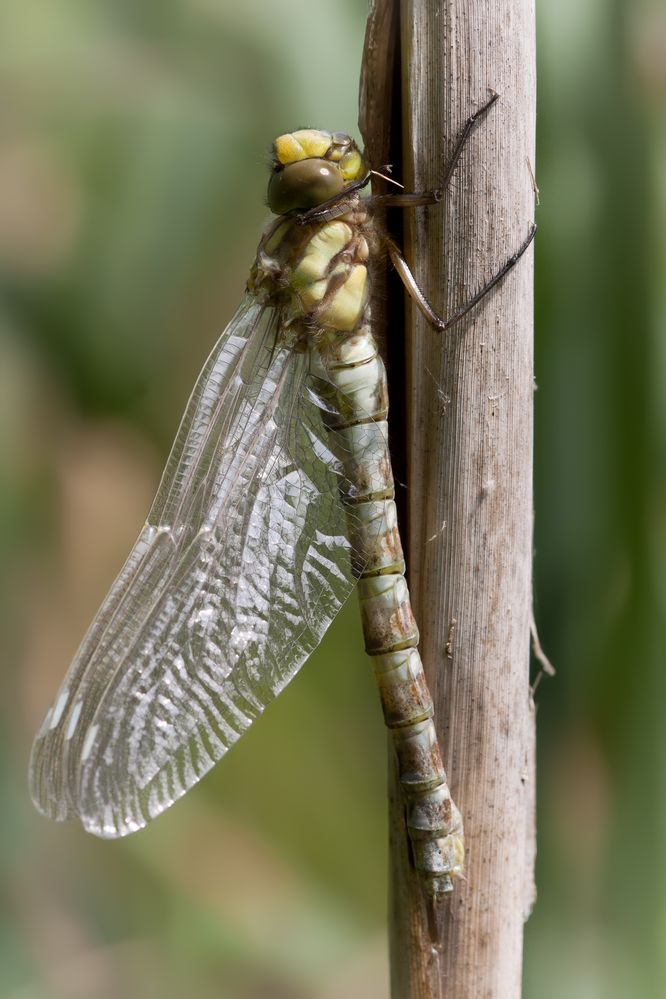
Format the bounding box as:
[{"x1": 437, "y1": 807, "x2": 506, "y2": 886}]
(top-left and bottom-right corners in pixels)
[{"x1": 30, "y1": 95, "x2": 534, "y2": 899}]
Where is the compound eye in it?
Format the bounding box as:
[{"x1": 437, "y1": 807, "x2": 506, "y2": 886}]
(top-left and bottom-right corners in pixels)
[{"x1": 267, "y1": 159, "x2": 344, "y2": 215}]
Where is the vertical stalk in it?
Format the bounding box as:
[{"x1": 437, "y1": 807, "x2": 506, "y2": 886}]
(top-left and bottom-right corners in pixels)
[{"x1": 361, "y1": 1, "x2": 537, "y2": 995}]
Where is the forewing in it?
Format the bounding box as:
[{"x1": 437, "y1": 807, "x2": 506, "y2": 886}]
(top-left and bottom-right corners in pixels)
[{"x1": 30, "y1": 295, "x2": 381, "y2": 836}]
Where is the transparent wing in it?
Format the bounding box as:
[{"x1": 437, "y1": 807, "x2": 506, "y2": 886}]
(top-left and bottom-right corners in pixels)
[{"x1": 30, "y1": 294, "x2": 383, "y2": 836}]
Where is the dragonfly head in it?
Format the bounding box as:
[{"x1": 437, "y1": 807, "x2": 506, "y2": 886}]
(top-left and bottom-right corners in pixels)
[{"x1": 267, "y1": 129, "x2": 366, "y2": 215}]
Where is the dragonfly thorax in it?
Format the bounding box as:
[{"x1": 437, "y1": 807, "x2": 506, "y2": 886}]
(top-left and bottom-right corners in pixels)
[{"x1": 249, "y1": 205, "x2": 372, "y2": 337}]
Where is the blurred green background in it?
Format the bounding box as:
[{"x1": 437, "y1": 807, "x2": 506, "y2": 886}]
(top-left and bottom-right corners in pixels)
[{"x1": 1, "y1": 1, "x2": 664, "y2": 997}]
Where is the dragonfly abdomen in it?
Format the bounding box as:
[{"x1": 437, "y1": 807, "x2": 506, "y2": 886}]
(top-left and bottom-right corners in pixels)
[{"x1": 313, "y1": 323, "x2": 464, "y2": 898}]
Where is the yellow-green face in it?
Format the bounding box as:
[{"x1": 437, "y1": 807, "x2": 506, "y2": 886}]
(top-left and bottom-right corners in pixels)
[{"x1": 267, "y1": 128, "x2": 366, "y2": 216}]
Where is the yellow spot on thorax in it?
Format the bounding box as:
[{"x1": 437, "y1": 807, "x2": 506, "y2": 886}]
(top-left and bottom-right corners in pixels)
[
  {"x1": 292, "y1": 222, "x2": 352, "y2": 286},
  {"x1": 318, "y1": 264, "x2": 368, "y2": 331}
]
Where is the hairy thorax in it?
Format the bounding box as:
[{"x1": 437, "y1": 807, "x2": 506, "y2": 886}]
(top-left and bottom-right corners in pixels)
[{"x1": 247, "y1": 198, "x2": 374, "y2": 345}]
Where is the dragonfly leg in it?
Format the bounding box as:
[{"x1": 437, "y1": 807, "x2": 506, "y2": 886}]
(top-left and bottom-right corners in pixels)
[
  {"x1": 366, "y1": 90, "x2": 500, "y2": 211},
  {"x1": 387, "y1": 224, "x2": 536, "y2": 333},
  {"x1": 385, "y1": 236, "x2": 445, "y2": 328},
  {"x1": 295, "y1": 174, "x2": 373, "y2": 225},
  {"x1": 438, "y1": 89, "x2": 499, "y2": 195}
]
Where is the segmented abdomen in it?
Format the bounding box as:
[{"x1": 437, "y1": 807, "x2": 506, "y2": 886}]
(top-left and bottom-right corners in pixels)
[{"x1": 313, "y1": 317, "x2": 463, "y2": 897}]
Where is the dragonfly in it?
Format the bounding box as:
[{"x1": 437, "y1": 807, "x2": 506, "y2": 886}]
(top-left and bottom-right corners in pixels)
[{"x1": 30, "y1": 93, "x2": 535, "y2": 900}]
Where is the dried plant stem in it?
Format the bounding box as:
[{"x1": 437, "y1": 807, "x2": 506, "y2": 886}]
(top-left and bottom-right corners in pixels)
[{"x1": 361, "y1": 1, "x2": 537, "y2": 995}]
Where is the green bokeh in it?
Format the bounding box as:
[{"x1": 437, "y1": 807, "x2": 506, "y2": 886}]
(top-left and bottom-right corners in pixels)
[{"x1": 1, "y1": 1, "x2": 664, "y2": 996}]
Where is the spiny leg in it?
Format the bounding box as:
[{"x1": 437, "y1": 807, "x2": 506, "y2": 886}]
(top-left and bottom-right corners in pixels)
[
  {"x1": 371, "y1": 91, "x2": 536, "y2": 331},
  {"x1": 387, "y1": 223, "x2": 537, "y2": 334},
  {"x1": 439, "y1": 89, "x2": 499, "y2": 195},
  {"x1": 367, "y1": 89, "x2": 500, "y2": 212}
]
